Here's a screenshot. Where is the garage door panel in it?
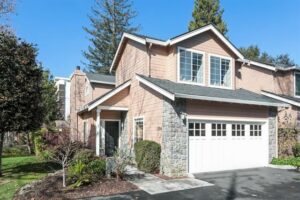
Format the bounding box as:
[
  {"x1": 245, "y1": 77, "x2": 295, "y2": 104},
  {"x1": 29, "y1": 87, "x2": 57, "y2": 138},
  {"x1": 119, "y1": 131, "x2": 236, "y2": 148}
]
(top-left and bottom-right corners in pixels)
[{"x1": 188, "y1": 120, "x2": 268, "y2": 173}]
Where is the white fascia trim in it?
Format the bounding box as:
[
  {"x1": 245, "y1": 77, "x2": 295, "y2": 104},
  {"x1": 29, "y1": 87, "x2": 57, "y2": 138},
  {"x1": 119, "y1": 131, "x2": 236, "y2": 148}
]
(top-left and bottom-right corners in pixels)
[
  {"x1": 145, "y1": 38, "x2": 169, "y2": 46},
  {"x1": 88, "y1": 81, "x2": 131, "y2": 111},
  {"x1": 170, "y1": 25, "x2": 244, "y2": 59},
  {"x1": 175, "y1": 93, "x2": 287, "y2": 107},
  {"x1": 110, "y1": 33, "x2": 147, "y2": 73},
  {"x1": 237, "y1": 58, "x2": 276, "y2": 71},
  {"x1": 90, "y1": 80, "x2": 115, "y2": 85},
  {"x1": 98, "y1": 106, "x2": 128, "y2": 111},
  {"x1": 261, "y1": 91, "x2": 299, "y2": 107},
  {"x1": 136, "y1": 75, "x2": 175, "y2": 101}
]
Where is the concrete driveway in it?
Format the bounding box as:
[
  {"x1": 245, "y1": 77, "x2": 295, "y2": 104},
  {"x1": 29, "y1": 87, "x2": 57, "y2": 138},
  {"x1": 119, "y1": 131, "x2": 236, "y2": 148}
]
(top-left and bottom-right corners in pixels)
[
  {"x1": 194, "y1": 167, "x2": 300, "y2": 200},
  {"x1": 86, "y1": 168, "x2": 300, "y2": 200}
]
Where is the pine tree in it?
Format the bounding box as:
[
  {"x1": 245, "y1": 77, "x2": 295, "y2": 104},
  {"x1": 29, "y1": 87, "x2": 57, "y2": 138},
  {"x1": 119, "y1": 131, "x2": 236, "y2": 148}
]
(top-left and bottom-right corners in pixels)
[
  {"x1": 189, "y1": 0, "x2": 228, "y2": 34},
  {"x1": 84, "y1": 0, "x2": 139, "y2": 74}
]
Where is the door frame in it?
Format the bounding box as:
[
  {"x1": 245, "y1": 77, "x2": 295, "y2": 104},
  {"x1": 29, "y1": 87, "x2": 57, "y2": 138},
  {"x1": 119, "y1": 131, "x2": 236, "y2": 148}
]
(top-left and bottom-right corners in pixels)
[
  {"x1": 186, "y1": 116, "x2": 269, "y2": 173},
  {"x1": 100, "y1": 119, "x2": 121, "y2": 155}
]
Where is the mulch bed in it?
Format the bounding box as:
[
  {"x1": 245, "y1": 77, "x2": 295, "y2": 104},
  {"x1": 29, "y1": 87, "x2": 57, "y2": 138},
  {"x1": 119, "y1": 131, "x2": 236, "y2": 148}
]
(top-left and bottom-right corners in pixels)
[{"x1": 14, "y1": 174, "x2": 139, "y2": 200}]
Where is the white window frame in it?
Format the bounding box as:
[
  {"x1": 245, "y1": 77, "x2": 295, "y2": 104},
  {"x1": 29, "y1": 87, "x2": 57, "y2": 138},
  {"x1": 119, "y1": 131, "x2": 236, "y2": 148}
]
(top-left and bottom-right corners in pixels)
[
  {"x1": 294, "y1": 72, "x2": 300, "y2": 97},
  {"x1": 208, "y1": 53, "x2": 233, "y2": 89},
  {"x1": 188, "y1": 121, "x2": 206, "y2": 137},
  {"x1": 249, "y1": 124, "x2": 262, "y2": 137},
  {"x1": 133, "y1": 116, "x2": 144, "y2": 144},
  {"x1": 177, "y1": 47, "x2": 205, "y2": 86},
  {"x1": 231, "y1": 123, "x2": 246, "y2": 137}
]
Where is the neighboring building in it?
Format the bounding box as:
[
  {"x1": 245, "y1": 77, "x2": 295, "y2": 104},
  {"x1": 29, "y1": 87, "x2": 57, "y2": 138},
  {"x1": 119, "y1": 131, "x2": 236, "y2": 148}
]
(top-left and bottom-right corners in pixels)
[
  {"x1": 55, "y1": 77, "x2": 71, "y2": 121},
  {"x1": 69, "y1": 67, "x2": 115, "y2": 147}
]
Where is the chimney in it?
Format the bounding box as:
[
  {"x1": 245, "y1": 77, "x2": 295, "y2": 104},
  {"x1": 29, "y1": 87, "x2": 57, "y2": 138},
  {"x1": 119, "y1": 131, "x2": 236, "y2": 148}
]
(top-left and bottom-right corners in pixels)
[{"x1": 76, "y1": 66, "x2": 81, "y2": 70}]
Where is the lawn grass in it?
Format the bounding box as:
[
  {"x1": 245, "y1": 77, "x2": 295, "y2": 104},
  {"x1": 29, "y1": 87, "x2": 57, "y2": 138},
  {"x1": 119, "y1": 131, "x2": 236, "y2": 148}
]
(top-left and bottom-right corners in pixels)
[
  {"x1": 0, "y1": 156, "x2": 60, "y2": 200},
  {"x1": 271, "y1": 157, "x2": 300, "y2": 166}
]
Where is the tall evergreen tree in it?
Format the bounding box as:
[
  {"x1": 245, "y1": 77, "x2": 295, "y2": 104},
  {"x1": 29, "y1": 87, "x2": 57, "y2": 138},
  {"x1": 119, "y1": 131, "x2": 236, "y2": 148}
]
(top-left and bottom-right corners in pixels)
[
  {"x1": 189, "y1": 0, "x2": 228, "y2": 34},
  {"x1": 84, "y1": 0, "x2": 139, "y2": 74}
]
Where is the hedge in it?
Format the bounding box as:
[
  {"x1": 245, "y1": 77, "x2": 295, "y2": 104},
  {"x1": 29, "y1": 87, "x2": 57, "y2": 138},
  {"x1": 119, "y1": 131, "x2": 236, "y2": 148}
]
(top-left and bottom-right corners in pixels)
[{"x1": 134, "y1": 140, "x2": 161, "y2": 173}]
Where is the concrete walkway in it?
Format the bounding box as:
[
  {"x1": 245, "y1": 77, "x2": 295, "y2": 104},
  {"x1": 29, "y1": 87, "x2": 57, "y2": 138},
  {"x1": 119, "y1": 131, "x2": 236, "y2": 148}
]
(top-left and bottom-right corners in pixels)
[{"x1": 125, "y1": 166, "x2": 213, "y2": 195}]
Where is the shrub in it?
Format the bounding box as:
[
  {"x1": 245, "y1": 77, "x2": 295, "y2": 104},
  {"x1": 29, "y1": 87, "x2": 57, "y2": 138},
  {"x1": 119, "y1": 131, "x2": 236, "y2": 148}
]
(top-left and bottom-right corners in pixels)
[
  {"x1": 113, "y1": 148, "x2": 133, "y2": 180},
  {"x1": 134, "y1": 140, "x2": 161, "y2": 173},
  {"x1": 34, "y1": 128, "x2": 47, "y2": 157},
  {"x1": 73, "y1": 148, "x2": 95, "y2": 164},
  {"x1": 293, "y1": 143, "x2": 300, "y2": 157},
  {"x1": 3, "y1": 145, "x2": 31, "y2": 157},
  {"x1": 87, "y1": 159, "x2": 106, "y2": 179},
  {"x1": 67, "y1": 160, "x2": 92, "y2": 187}
]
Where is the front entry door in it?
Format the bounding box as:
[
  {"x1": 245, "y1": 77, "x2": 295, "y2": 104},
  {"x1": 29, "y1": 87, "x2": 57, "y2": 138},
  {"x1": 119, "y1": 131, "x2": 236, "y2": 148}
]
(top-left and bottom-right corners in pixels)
[{"x1": 105, "y1": 121, "x2": 119, "y2": 157}]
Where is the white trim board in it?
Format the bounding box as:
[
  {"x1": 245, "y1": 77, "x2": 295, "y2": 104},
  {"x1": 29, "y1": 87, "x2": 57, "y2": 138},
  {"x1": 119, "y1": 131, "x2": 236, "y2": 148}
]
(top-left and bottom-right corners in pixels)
[
  {"x1": 90, "y1": 80, "x2": 115, "y2": 85},
  {"x1": 88, "y1": 80, "x2": 131, "y2": 111},
  {"x1": 261, "y1": 91, "x2": 299, "y2": 107},
  {"x1": 136, "y1": 74, "x2": 175, "y2": 101}
]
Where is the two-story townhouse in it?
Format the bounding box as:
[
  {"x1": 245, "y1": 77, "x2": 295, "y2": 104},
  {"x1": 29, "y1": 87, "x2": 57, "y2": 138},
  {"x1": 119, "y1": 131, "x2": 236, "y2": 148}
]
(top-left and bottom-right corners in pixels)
[
  {"x1": 77, "y1": 24, "x2": 289, "y2": 176},
  {"x1": 69, "y1": 66, "x2": 115, "y2": 149}
]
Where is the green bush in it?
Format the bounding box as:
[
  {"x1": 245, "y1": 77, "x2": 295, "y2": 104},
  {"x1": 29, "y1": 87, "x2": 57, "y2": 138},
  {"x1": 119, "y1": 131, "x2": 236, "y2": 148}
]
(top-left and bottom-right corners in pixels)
[
  {"x1": 67, "y1": 160, "x2": 92, "y2": 188},
  {"x1": 134, "y1": 140, "x2": 161, "y2": 173},
  {"x1": 87, "y1": 159, "x2": 106, "y2": 178},
  {"x1": 293, "y1": 143, "x2": 300, "y2": 157},
  {"x1": 271, "y1": 157, "x2": 300, "y2": 165},
  {"x1": 3, "y1": 145, "x2": 31, "y2": 157},
  {"x1": 34, "y1": 128, "x2": 47, "y2": 157},
  {"x1": 73, "y1": 148, "x2": 95, "y2": 164}
]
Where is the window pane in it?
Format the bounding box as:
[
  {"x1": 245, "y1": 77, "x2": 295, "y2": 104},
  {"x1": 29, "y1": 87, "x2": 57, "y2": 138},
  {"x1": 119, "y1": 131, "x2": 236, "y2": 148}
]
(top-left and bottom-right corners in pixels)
[
  {"x1": 296, "y1": 74, "x2": 300, "y2": 96},
  {"x1": 180, "y1": 49, "x2": 203, "y2": 84},
  {"x1": 189, "y1": 130, "x2": 194, "y2": 136},
  {"x1": 195, "y1": 130, "x2": 200, "y2": 136},
  {"x1": 210, "y1": 56, "x2": 231, "y2": 87}
]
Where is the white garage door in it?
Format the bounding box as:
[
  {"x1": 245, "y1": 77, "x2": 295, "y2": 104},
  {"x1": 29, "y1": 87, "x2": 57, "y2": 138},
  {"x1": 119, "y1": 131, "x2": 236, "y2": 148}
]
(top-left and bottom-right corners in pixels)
[{"x1": 188, "y1": 119, "x2": 269, "y2": 173}]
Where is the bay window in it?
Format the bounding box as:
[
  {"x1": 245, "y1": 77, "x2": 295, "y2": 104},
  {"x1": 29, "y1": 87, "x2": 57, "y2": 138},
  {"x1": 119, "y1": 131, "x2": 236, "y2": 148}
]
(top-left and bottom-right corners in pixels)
[
  {"x1": 210, "y1": 55, "x2": 232, "y2": 88},
  {"x1": 179, "y1": 48, "x2": 204, "y2": 84}
]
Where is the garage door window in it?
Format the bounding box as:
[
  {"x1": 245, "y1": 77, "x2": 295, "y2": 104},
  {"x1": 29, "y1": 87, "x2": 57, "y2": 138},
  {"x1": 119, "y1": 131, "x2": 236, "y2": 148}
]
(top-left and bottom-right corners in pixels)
[
  {"x1": 212, "y1": 123, "x2": 226, "y2": 136},
  {"x1": 232, "y1": 124, "x2": 245, "y2": 136},
  {"x1": 250, "y1": 124, "x2": 262, "y2": 136},
  {"x1": 189, "y1": 122, "x2": 205, "y2": 136}
]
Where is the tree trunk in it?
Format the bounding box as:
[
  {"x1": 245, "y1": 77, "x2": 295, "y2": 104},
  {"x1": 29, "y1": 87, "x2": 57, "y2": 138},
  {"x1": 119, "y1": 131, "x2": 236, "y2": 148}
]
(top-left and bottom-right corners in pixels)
[
  {"x1": 0, "y1": 132, "x2": 5, "y2": 177},
  {"x1": 26, "y1": 133, "x2": 32, "y2": 155},
  {"x1": 62, "y1": 165, "x2": 66, "y2": 187}
]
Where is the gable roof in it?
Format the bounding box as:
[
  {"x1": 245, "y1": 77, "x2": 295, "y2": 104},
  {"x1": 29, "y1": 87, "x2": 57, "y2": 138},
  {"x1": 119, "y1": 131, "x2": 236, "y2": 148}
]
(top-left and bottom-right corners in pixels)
[
  {"x1": 110, "y1": 24, "x2": 245, "y2": 72},
  {"x1": 85, "y1": 73, "x2": 115, "y2": 85},
  {"x1": 261, "y1": 90, "x2": 300, "y2": 107},
  {"x1": 78, "y1": 80, "x2": 131, "y2": 113},
  {"x1": 136, "y1": 74, "x2": 287, "y2": 107}
]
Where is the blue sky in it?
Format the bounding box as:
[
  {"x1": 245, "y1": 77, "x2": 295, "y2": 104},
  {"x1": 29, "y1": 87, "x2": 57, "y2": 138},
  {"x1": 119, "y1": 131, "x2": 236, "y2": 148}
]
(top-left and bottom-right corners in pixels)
[{"x1": 11, "y1": 0, "x2": 300, "y2": 77}]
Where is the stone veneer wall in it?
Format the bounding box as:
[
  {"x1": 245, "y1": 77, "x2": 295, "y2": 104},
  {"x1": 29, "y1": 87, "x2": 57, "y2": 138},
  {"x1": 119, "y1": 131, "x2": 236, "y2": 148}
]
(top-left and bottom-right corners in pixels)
[
  {"x1": 161, "y1": 98, "x2": 188, "y2": 177},
  {"x1": 269, "y1": 107, "x2": 277, "y2": 162},
  {"x1": 120, "y1": 111, "x2": 129, "y2": 150}
]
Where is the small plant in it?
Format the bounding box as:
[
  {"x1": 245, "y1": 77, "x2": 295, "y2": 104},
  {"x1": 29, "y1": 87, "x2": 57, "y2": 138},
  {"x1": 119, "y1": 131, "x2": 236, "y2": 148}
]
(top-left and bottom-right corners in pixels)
[
  {"x1": 68, "y1": 160, "x2": 92, "y2": 187},
  {"x1": 72, "y1": 148, "x2": 95, "y2": 164},
  {"x1": 292, "y1": 143, "x2": 300, "y2": 157},
  {"x1": 134, "y1": 140, "x2": 161, "y2": 173},
  {"x1": 113, "y1": 148, "x2": 133, "y2": 181},
  {"x1": 49, "y1": 137, "x2": 80, "y2": 187},
  {"x1": 87, "y1": 159, "x2": 106, "y2": 179}
]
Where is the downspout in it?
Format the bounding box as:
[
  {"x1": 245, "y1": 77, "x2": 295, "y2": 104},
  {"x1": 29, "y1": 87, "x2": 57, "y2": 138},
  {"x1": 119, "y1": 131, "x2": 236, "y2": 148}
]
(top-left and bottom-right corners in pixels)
[{"x1": 147, "y1": 42, "x2": 153, "y2": 77}]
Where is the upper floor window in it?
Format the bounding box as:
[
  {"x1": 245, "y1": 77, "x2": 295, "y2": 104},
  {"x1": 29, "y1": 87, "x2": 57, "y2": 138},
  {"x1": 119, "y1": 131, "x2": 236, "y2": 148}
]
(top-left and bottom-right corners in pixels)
[
  {"x1": 134, "y1": 117, "x2": 144, "y2": 144},
  {"x1": 210, "y1": 55, "x2": 232, "y2": 88},
  {"x1": 295, "y1": 73, "x2": 300, "y2": 96},
  {"x1": 179, "y1": 48, "x2": 204, "y2": 84}
]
